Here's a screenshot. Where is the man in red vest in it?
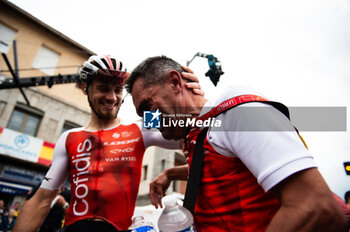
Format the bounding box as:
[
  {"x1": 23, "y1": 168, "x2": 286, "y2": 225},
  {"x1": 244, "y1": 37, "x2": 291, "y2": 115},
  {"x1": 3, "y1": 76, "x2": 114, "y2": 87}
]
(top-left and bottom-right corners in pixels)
[{"x1": 126, "y1": 55, "x2": 347, "y2": 232}]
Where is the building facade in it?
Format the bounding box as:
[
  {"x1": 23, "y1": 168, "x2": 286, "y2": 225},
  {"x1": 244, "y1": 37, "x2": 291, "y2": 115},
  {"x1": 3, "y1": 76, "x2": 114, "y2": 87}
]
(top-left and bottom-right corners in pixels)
[
  {"x1": 0, "y1": 1, "x2": 186, "y2": 212},
  {"x1": 136, "y1": 146, "x2": 187, "y2": 206},
  {"x1": 0, "y1": 0, "x2": 93, "y2": 209}
]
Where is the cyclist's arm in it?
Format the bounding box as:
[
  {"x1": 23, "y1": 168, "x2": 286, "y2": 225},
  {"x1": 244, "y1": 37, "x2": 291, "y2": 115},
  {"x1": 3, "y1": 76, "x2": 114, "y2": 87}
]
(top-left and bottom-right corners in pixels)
[
  {"x1": 40, "y1": 131, "x2": 70, "y2": 190},
  {"x1": 13, "y1": 188, "x2": 58, "y2": 232},
  {"x1": 140, "y1": 126, "x2": 181, "y2": 149},
  {"x1": 14, "y1": 132, "x2": 70, "y2": 232}
]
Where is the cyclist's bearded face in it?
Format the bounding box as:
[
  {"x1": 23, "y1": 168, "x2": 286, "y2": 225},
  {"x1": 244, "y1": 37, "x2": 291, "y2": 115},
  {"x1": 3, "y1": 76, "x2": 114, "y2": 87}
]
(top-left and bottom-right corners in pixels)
[{"x1": 89, "y1": 78, "x2": 124, "y2": 120}]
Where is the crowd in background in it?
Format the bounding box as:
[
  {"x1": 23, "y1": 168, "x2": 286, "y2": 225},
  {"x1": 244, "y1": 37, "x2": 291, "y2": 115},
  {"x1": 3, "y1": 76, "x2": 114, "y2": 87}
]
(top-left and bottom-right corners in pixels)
[
  {"x1": 0, "y1": 185, "x2": 70, "y2": 232},
  {"x1": 0, "y1": 199, "x2": 20, "y2": 232}
]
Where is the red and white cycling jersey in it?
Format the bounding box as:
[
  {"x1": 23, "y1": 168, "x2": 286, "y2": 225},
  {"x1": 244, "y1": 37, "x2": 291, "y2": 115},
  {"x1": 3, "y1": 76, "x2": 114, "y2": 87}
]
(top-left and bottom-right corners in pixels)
[{"x1": 41, "y1": 122, "x2": 177, "y2": 230}]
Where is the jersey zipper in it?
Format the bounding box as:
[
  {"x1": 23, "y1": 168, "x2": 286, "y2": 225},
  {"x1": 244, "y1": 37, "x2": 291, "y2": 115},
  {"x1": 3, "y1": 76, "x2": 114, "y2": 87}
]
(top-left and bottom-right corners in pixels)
[{"x1": 93, "y1": 129, "x2": 103, "y2": 214}]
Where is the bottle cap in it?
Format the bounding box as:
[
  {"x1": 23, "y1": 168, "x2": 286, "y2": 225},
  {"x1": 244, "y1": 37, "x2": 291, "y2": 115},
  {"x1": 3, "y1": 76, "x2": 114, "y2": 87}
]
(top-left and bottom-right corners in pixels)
[
  {"x1": 132, "y1": 216, "x2": 144, "y2": 222},
  {"x1": 162, "y1": 195, "x2": 178, "y2": 207}
]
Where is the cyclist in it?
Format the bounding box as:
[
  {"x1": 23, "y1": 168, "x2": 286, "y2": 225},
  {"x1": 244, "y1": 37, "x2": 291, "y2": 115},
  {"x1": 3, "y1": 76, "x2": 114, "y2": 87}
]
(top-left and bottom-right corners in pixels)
[{"x1": 13, "y1": 55, "x2": 202, "y2": 232}]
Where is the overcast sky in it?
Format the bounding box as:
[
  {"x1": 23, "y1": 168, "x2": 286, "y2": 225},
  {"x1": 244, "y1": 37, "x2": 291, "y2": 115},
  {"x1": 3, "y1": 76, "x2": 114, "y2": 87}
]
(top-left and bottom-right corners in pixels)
[{"x1": 8, "y1": 0, "x2": 350, "y2": 197}]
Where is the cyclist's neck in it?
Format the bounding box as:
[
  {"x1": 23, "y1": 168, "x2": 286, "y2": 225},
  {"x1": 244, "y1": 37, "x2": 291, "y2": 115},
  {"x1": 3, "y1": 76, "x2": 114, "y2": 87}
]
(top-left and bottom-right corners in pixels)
[{"x1": 86, "y1": 117, "x2": 121, "y2": 131}]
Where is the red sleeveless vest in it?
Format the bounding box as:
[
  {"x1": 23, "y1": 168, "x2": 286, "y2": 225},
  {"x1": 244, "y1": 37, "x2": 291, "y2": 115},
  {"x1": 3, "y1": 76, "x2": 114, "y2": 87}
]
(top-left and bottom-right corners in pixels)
[{"x1": 184, "y1": 95, "x2": 285, "y2": 231}]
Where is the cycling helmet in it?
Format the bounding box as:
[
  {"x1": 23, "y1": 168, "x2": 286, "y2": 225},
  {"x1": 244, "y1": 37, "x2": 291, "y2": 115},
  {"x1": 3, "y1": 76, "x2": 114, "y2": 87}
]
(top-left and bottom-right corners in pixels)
[
  {"x1": 79, "y1": 55, "x2": 129, "y2": 85},
  {"x1": 79, "y1": 55, "x2": 129, "y2": 119}
]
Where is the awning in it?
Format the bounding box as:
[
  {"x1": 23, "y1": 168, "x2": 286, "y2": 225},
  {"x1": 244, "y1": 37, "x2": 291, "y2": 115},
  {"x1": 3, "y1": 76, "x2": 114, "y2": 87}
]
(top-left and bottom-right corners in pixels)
[{"x1": 0, "y1": 180, "x2": 32, "y2": 195}]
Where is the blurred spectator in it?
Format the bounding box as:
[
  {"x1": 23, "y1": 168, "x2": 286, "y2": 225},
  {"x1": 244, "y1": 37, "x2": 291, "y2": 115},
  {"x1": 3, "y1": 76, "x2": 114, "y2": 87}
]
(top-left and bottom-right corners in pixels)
[
  {"x1": 345, "y1": 191, "x2": 350, "y2": 210},
  {"x1": 333, "y1": 193, "x2": 350, "y2": 230},
  {"x1": 38, "y1": 187, "x2": 70, "y2": 232},
  {"x1": 0, "y1": 200, "x2": 6, "y2": 215},
  {"x1": 0, "y1": 200, "x2": 8, "y2": 231},
  {"x1": 2, "y1": 208, "x2": 17, "y2": 232},
  {"x1": 10, "y1": 202, "x2": 21, "y2": 217}
]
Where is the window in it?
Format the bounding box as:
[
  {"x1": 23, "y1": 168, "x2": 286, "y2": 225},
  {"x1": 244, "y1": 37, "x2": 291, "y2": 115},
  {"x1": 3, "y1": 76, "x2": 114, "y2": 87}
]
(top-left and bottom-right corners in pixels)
[
  {"x1": 0, "y1": 23, "x2": 17, "y2": 53},
  {"x1": 7, "y1": 103, "x2": 43, "y2": 136},
  {"x1": 173, "y1": 179, "x2": 177, "y2": 192},
  {"x1": 61, "y1": 120, "x2": 81, "y2": 134},
  {"x1": 32, "y1": 46, "x2": 60, "y2": 75},
  {"x1": 141, "y1": 165, "x2": 148, "y2": 180},
  {"x1": 161, "y1": 159, "x2": 166, "y2": 171}
]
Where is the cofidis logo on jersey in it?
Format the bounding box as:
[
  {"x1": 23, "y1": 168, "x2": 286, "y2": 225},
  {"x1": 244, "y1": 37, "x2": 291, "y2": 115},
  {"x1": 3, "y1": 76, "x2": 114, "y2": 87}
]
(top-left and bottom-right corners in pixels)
[{"x1": 143, "y1": 109, "x2": 161, "y2": 128}]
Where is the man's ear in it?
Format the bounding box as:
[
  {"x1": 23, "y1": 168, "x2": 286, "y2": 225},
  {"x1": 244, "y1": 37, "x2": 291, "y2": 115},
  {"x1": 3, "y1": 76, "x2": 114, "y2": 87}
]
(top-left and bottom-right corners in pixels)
[
  {"x1": 168, "y1": 70, "x2": 183, "y2": 94},
  {"x1": 81, "y1": 82, "x2": 88, "y2": 95}
]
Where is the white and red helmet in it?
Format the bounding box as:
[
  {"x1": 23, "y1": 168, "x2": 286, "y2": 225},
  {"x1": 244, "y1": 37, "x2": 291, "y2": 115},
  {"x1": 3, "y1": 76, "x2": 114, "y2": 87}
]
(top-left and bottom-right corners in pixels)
[{"x1": 79, "y1": 55, "x2": 129, "y2": 84}]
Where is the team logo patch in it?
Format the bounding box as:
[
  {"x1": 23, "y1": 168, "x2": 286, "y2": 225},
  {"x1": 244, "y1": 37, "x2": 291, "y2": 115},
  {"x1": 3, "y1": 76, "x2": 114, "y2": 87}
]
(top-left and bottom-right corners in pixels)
[
  {"x1": 143, "y1": 109, "x2": 161, "y2": 128},
  {"x1": 122, "y1": 131, "x2": 132, "y2": 137},
  {"x1": 44, "y1": 177, "x2": 52, "y2": 182}
]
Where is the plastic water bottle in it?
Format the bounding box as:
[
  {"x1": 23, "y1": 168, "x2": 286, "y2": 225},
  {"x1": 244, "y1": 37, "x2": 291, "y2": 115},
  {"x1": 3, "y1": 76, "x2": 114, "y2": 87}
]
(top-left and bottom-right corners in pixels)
[
  {"x1": 129, "y1": 216, "x2": 156, "y2": 232},
  {"x1": 158, "y1": 195, "x2": 196, "y2": 232}
]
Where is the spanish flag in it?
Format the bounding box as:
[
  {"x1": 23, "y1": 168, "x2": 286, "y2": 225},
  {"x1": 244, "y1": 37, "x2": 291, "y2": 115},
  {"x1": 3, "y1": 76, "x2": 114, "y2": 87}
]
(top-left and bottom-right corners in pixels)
[{"x1": 38, "y1": 141, "x2": 55, "y2": 166}]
